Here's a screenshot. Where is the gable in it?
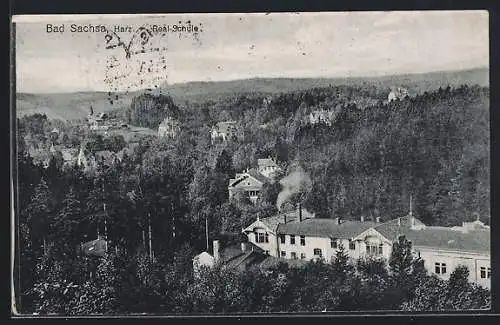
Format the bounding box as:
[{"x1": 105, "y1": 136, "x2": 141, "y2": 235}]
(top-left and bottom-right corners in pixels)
[
  {"x1": 353, "y1": 227, "x2": 392, "y2": 244},
  {"x1": 243, "y1": 219, "x2": 275, "y2": 234},
  {"x1": 230, "y1": 175, "x2": 265, "y2": 188}
]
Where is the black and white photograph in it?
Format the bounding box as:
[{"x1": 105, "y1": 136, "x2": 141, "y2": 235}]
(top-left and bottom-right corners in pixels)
[{"x1": 11, "y1": 11, "x2": 490, "y2": 315}]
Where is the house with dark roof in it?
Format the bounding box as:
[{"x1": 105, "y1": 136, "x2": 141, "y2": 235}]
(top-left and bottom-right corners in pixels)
[
  {"x1": 79, "y1": 235, "x2": 108, "y2": 258},
  {"x1": 241, "y1": 208, "x2": 491, "y2": 288},
  {"x1": 242, "y1": 207, "x2": 315, "y2": 257},
  {"x1": 352, "y1": 214, "x2": 490, "y2": 288},
  {"x1": 210, "y1": 121, "x2": 238, "y2": 144},
  {"x1": 257, "y1": 157, "x2": 281, "y2": 179},
  {"x1": 228, "y1": 168, "x2": 272, "y2": 204},
  {"x1": 193, "y1": 239, "x2": 306, "y2": 277},
  {"x1": 276, "y1": 216, "x2": 377, "y2": 263}
]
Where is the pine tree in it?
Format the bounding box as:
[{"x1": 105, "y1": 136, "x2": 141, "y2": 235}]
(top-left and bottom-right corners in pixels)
[
  {"x1": 389, "y1": 235, "x2": 414, "y2": 282},
  {"x1": 332, "y1": 243, "x2": 352, "y2": 277},
  {"x1": 53, "y1": 187, "x2": 82, "y2": 252},
  {"x1": 26, "y1": 178, "x2": 53, "y2": 254}
]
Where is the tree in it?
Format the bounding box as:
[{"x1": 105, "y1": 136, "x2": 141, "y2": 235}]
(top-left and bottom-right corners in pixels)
[
  {"x1": 332, "y1": 243, "x2": 353, "y2": 278},
  {"x1": 25, "y1": 178, "x2": 53, "y2": 253},
  {"x1": 389, "y1": 235, "x2": 414, "y2": 284},
  {"x1": 52, "y1": 187, "x2": 82, "y2": 254}
]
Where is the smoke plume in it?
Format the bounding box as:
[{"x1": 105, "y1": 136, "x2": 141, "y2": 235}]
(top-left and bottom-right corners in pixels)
[{"x1": 276, "y1": 165, "x2": 312, "y2": 211}]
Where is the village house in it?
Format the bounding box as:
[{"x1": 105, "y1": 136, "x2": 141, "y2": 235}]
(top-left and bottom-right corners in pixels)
[
  {"x1": 308, "y1": 110, "x2": 336, "y2": 126},
  {"x1": 228, "y1": 168, "x2": 271, "y2": 204},
  {"x1": 79, "y1": 235, "x2": 108, "y2": 258},
  {"x1": 353, "y1": 214, "x2": 491, "y2": 289},
  {"x1": 242, "y1": 210, "x2": 491, "y2": 289},
  {"x1": 387, "y1": 87, "x2": 409, "y2": 102},
  {"x1": 242, "y1": 206, "x2": 315, "y2": 256},
  {"x1": 193, "y1": 239, "x2": 306, "y2": 278},
  {"x1": 257, "y1": 157, "x2": 281, "y2": 179},
  {"x1": 210, "y1": 121, "x2": 238, "y2": 144},
  {"x1": 158, "y1": 116, "x2": 181, "y2": 138},
  {"x1": 48, "y1": 144, "x2": 79, "y2": 168},
  {"x1": 77, "y1": 146, "x2": 122, "y2": 171}
]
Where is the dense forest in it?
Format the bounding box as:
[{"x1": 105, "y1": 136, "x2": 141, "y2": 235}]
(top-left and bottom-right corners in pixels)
[{"x1": 15, "y1": 83, "x2": 490, "y2": 314}]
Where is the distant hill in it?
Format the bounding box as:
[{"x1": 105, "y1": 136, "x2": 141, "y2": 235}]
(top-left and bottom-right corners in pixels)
[{"x1": 16, "y1": 67, "x2": 488, "y2": 121}]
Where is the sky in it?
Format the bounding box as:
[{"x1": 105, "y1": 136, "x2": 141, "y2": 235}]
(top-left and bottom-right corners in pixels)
[{"x1": 13, "y1": 11, "x2": 489, "y2": 93}]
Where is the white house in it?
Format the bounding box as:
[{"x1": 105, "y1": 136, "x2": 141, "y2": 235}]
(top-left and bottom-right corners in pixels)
[
  {"x1": 355, "y1": 214, "x2": 491, "y2": 289},
  {"x1": 242, "y1": 211, "x2": 491, "y2": 289},
  {"x1": 242, "y1": 207, "x2": 315, "y2": 257},
  {"x1": 308, "y1": 110, "x2": 335, "y2": 126},
  {"x1": 388, "y1": 87, "x2": 409, "y2": 102},
  {"x1": 228, "y1": 169, "x2": 271, "y2": 204},
  {"x1": 210, "y1": 121, "x2": 238, "y2": 144},
  {"x1": 276, "y1": 216, "x2": 377, "y2": 262}
]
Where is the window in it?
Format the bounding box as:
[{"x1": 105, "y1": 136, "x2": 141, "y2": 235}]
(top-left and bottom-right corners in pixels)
[
  {"x1": 366, "y1": 244, "x2": 382, "y2": 256},
  {"x1": 291, "y1": 252, "x2": 297, "y2": 260},
  {"x1": 313, "y1": 248, "x2": 322, "y2": 258},
  {"x1": 349, "y1": 240, "x2": 355, "y2": 250},
  {"x1": 280, "y1": 235, "x2": 286, "y2": 244},
  {"x1": 480, "y1": 267, "x2": 486, "y2": 279},
  {"x1": 435, "y1": 262, "x2": 447, "y2": 275},
  {"x1": 256, "y1": 231, "x2": 269, "y2": 243},
  {"x1": 300, "y1": 253, "x2": 306, "y2": 260},
  {"x1": 300, "y1": 235, "x2": 306, "y2": 246},
  {"x1": 280, "y1": 251, "x2": 286, "y2": 258},
  {"x1": 378, "y1": 243, "x2": 383, "y2": 255},
  {"x1": 331, "y1": 238, "x2": 338, "y2": 249},
  {"x1": 480, "y1": 267, "x2": 490, "y2": 279},
  {"x1": 290, "y1": 235, "x2": 295, "y2": 245}
]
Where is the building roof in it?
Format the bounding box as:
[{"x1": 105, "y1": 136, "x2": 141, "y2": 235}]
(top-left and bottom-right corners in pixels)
[
  {"x1": 81, "y1": 237, "x2": 107, "y2": 257},
  {"x1": 257, "y1": 158, "x2": 278, "y2": 169},
  {"x1": 229, "y1": 168, "x2": 270, "y2": 188},
  {"x1": 404, "y1": 227, "x2": 490, "y2": 254},
  {"x1": 373, "y1": 215, "x2": 490, "y2": 254},
  {"x1": 258, "y1": 208, "x2": 315, "y2": 231},
  {"x1": 373, "y1": 215, "x2": 426, "y2": 240},
  {"x1": 218, "y1": 242, "x2": 307, "y2": 272},
  {"x1": 277, "y1": 218, "x2": 377, "y2": 239},
  {"x1": 213, "y1": 121, "x2": 237, "y2": 134}
]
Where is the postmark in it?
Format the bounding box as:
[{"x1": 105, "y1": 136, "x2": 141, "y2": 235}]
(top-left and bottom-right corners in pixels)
[{"x1": 103, "y1": 21, "x2": 203, "y2": 102}]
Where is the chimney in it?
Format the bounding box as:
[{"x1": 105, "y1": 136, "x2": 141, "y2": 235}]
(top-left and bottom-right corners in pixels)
[
  {"x1": 397, "y1": 217, "x2": 401, "y2": 226},
  {"x1": 335, "y1": 217, "x2": 341, "y2": 225},
  {"x1": 376, "y1": 217, "x2": 381, "y2": 223},
  {"x1": 241, "y1": 242, "x2": 246, "y2": 252},
  {"x1": 213, "y1": 240, "x2": 220, "y2": 263},
  {"x1": 360, "y1": 216, "x2": 365, "y2": 222},
  {"x1": 299, "y1": 203, "x2": 303, "y2": 222}
]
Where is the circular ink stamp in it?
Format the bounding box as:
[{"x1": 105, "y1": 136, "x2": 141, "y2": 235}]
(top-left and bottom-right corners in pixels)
[
  {"x1": 102, "y1": 21, "x2": 204, "y2": 102},
  {"x1": 103, "y1": 25, "x2": 169, "y2": 101}
]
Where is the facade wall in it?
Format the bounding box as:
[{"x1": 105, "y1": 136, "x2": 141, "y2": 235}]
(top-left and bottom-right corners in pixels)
[
  {"x1": 228, "y1": 176, "x2": 264, "y2": 203},
  {"x1": 275, "y1": 235, "x2": 392, "y2": 263},
  {"x1": 415, "y1": 247, "x2": 490, "y2": 289},
  {"x1": 247, "y1": 227, "x2": 278, "y2": 257}
]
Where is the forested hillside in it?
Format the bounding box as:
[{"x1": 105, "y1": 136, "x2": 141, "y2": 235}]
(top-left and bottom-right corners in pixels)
[{"x1": 15, "y1": 80, "x2": 490, "y2": 314}]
